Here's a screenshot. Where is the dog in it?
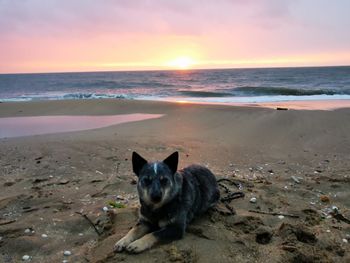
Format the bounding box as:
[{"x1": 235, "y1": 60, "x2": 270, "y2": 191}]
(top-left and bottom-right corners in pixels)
[{"x1": 114, "y1": 151, "x2": 220, "y2": 253}]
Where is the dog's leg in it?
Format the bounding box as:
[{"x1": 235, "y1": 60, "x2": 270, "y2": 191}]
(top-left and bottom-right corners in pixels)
[
  {"x1": 126, "y1": 222, "x2": 185, "y2": 253},
  {"x1": 114, "y1": 221, "x2": 151, "y2": 252}
]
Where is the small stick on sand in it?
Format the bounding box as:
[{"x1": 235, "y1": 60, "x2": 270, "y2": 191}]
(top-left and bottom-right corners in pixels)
[
  {"x1": 332, "y1": 212, "x2": 350, "y2": 224},
  {"x1": 75, "y1": 211, "x2": 102, "y2": 236},
  {"x1": 248, "y1": 209, "x2": 299, "y2": 218},
  {"x1": 0, "y1": 219, "x2": 16, "y2": 226}
]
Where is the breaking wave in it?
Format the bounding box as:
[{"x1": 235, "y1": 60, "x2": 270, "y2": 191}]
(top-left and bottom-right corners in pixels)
[
  {"x1": 175, "y1": 87, "x2": 350, "y2": 98},
  {"x1": 230, "y1": 86, "x2": 349, "y2": 96},
  {"x1": 0, "y1": 93, "x2": 130, "y2": 102}
]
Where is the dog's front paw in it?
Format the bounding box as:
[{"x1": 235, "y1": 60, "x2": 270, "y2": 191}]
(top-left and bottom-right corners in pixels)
[
  {"x1": 114, "y1": 236, "x2": 132, "y2": 252},
  {"x1": 126, "y1": 239, "x2": 148, "y2": 254},
  {"x1": 125, "y1": 237, "x2": 153, "y2": 254},
  {"x1": 125, "y1": 234, "x2": 157, "y2": 253}
]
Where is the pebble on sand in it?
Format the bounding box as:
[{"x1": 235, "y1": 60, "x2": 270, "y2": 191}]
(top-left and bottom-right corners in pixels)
[
  {"x1": 291, "y1": 176, "x2": 301, "y2": 184},
  {"x1": 102, "y1": 206, "x2": 109, "y2": 212},
  {"x1": 24, "y1": 229, "x2": 31, "y2": 234},
  {"x1": 63, "y1": 251, "x2": 72, "y2": 256},
  {"x1": 22, "y1": 255, "x2": 31, "y2": 261},
  {"x1": 116, "y1": 195, "x2": 125, "y2": 200},
  {"x1": 343, "y1": 238, "x2": 348, "y2": 243},
  {"x1": 41, "y1": 234, "x2": 48, "y2": 238},
  {"x1": 249, "y1": 197, "x2": 257, "y2": 203},
  {"x1": 331, "y1": 205, "x2": 339, "y2": 212},
  {"x1": 278, "y1": 215, "x2": 285, "y2": 219},
  {"x1": 320, "y1": 195, "x2": 330, "y2": 203}
]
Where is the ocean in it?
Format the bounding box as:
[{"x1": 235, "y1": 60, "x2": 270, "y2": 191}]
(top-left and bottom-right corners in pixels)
[{"x1": 0, "y1": 66, "x2": 350, "y2": 104}]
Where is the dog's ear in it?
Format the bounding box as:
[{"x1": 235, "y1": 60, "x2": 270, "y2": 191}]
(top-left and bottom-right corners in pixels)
[
  {"x1": 132, "y1": 152, "x2": 147, "y2": 176},
  {"x1": 163, "y1": 151, "x2": 178, "y2": 174}
]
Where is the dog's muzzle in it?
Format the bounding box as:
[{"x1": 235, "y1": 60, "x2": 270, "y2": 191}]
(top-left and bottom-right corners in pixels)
[{"x1": 150, "y1": 183, "x2": 162, "y2": 203}]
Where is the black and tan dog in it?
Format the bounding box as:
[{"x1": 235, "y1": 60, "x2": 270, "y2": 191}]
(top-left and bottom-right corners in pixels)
[{"x1": 114, "y1": 151, "x2": 220, "y2": 253}]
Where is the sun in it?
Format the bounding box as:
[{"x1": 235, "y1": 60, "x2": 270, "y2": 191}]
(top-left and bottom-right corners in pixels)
[{"x1": 167, "y1": 56, "x2": 195, "y2": 70}]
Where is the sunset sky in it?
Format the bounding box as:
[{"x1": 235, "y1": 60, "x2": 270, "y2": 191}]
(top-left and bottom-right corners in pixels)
[{"x1": 0, "y1": 0, "x2": 349, "y2": 73}]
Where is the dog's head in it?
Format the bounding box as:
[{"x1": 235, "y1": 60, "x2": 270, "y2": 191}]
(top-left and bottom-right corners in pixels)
[{"x1": 132, "y1": 151, "x2": 182, "y2": 209}]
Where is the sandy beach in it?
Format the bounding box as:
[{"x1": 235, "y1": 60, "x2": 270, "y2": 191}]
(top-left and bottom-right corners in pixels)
[{"x1": 0, "y1": 99, "x2": 350, "y2": 262}]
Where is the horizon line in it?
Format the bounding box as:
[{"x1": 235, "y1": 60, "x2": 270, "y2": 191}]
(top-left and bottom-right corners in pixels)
[{"x1": 1, "y1": 64, "x2": 349, "y2": 75}]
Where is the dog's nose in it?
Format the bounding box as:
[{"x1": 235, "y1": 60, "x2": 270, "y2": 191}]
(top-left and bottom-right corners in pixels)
[{"x1": 150, "y1": 192, "x2": 162, "y2": 203}]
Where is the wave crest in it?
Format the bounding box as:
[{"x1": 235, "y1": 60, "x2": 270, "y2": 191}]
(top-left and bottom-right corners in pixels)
[
  {"x1": 231, "y1": 86, "x2": 349, "y2": 96},
  {"x1": 0, "y1": 93, "x2": 130, "y2": 102}
]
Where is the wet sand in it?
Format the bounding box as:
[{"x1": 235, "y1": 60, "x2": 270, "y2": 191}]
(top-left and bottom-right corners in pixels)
[
  {"x1": 0, "y1": 99, "x2": 349, "y2": 262},
  {"x1": 250, "y1": 99, "x2": 350, "y2": 110}
]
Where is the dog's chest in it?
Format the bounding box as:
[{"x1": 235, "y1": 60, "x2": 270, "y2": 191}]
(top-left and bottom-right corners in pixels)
[
  {"x1": 157, "y1": 219, "x2": 168, "y2": 228},
  {"x1": 140, "y1": 204, "x2": 177, "y2": 228},
  {"x1": 157, "y1": 217, "x2": 177, "y2": 228},
  {"x1": 140, "y1": 213, "x2": 173, "y2": 229}
]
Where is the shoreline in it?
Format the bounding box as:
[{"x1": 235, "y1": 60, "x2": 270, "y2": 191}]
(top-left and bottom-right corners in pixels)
[
  {"x1": 151, "y1": 98, "x2": 350, "y2": 111},
  {"x1": 1, "y1": 98, "x2": 350, "y2": 117},
  {"x1": 246, "y1": 99, "x2": 350, "y2": 110}
]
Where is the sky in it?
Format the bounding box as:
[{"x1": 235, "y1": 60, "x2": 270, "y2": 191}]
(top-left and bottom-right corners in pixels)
[{"x1": 0, "y1": 0, "x2": 349, "y2": 73}]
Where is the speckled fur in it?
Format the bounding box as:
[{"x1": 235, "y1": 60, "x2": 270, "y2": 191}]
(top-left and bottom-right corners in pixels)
[{"x1": 114, "y1": 151, "x2": 220, "y2": 253}]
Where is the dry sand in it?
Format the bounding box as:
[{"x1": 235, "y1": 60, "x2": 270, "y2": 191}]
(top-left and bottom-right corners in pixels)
[{"x1": 0, "y1": 99, "x2": 350, "y2": 262}]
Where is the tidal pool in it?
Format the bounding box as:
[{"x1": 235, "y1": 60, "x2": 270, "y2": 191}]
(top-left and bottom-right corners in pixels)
[{"x1": 0, "y1": 113, "x2": 164, "y2": 139}]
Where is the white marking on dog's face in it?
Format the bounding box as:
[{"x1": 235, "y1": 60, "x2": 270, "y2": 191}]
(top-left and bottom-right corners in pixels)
[{"x1": 153, "y1": 163, "x2": 158, "y2": 174}]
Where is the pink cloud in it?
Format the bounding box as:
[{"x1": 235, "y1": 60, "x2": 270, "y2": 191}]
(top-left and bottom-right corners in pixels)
[{"x1": 0, "y1": 0, "x2": 349, "y2": 73}]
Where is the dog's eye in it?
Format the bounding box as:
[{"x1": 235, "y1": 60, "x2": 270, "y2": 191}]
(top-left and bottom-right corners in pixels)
[
  {"x1": 160, "y1": 177, "x2": 168, "y2": 185},
  {"x1": 142, "y1": 178, "x2": 151, "y2": 186}
]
